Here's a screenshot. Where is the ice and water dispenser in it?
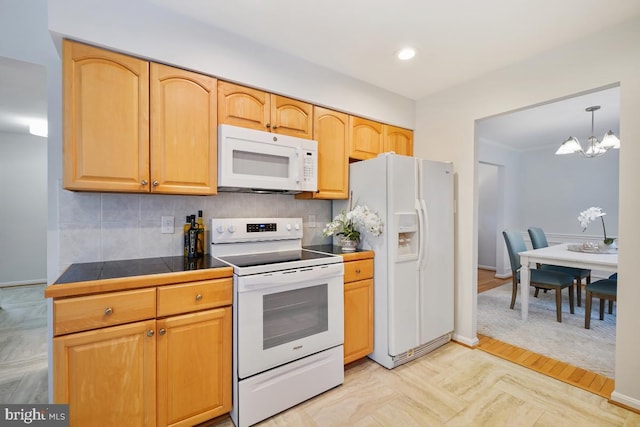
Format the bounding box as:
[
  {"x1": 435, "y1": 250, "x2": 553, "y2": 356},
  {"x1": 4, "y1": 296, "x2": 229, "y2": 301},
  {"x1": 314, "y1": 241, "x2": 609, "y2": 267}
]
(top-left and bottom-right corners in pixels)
[{"x1": 396, "y1": 212, "x2": 419, "y2": 259}]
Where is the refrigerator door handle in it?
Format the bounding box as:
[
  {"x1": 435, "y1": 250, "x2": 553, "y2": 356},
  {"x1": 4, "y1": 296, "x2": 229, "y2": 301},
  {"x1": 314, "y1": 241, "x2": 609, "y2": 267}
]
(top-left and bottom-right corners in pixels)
[
  {"x1": 415, "y1": 199, "x2": 425, "y2": 270},
  {"x1": 419, "y1": 199, "x2": 429, "y2": 269}
]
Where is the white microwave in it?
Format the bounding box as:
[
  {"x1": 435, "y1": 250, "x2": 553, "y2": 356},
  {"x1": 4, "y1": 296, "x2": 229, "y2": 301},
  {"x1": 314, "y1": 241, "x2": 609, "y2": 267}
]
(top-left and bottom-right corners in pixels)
[{"x1": 217, "y1": 124, "x2": 318, "y2": 194}]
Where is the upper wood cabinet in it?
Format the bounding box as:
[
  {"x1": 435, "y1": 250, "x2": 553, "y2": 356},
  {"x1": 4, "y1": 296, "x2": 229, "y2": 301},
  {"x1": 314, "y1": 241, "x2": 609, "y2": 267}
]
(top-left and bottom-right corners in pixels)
[
  {"x1": 218, "y1": 80, "x2": 313, "y2": 139},
  {"x1": 150, "y1": 63, "x2": 217, "y2": 194},
  {"x1": 349, "y1": 116, "x2": 384, "y2": 160},
  {"x1": 63, "y1": 39, "x2": 150, "y2": 193},
  {"x1": 296, "y1": 106, "x2": 349, "y2": 200},
  {"x1": 383, "y1": 125, "x2": 413, "y2": 156},
  {"x1": 63, "y1": 40, "x2": 218, "y2": 195}
]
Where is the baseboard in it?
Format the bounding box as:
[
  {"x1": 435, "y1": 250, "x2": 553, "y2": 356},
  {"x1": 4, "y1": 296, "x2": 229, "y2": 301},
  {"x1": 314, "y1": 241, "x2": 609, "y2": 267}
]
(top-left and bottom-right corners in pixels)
[
  {"x1": 452, "y1": 333, "x2": 479, "y2": 347},
  {"x1": 0, "y1": 279, "x2": 46, "y2": 288},
  {"x1": 478, "y1": 265, "x2": 495, "y2": 271},
  {"x1": 610, "y1": 391, "x2": 640, "y2": 413},
  {"x1": 494, "y1": 272, "x2": 512, "y2": 279}
]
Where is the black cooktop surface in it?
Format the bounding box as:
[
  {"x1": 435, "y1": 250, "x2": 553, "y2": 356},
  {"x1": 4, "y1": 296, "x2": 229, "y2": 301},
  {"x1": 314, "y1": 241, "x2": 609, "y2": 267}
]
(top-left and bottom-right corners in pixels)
[{"x1": 216, "y1": 249, "x2": 336, "y2": 268}]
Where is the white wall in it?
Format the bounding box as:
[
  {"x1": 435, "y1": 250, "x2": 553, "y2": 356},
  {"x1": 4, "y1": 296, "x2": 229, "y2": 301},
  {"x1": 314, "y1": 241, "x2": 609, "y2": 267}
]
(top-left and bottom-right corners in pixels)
[
  {"x1": 0, "y1": 132, "x2": 47, "y2": 285},
  {"x1": 415, "y1": 18, "x2": 640, "y2": 409},
  {"x1": 477, "y1": 162, "x2": 498, "y2": 269}
]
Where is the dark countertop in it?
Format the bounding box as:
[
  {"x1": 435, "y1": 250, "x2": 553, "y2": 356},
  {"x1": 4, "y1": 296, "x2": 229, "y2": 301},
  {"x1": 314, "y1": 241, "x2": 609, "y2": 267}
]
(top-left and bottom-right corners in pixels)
[
  {"x1": 305, "y1": 245, "x2": 374, "y2": 260},
  {"x1": 54, "y1": 256, "x2": 229, "y2": 285}
]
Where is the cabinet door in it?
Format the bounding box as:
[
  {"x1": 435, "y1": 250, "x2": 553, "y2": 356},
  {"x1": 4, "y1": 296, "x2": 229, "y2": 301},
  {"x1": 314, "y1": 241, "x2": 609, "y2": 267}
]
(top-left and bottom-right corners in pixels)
[
  {"x1": 343, "y1": 279, "x2": 374, "y2": 365},
  {"x1": 384, "y1": 125, "x2": 413, "y2": 156},
  {"x1": 63, "y1": 39, "x2": 150, "y2": 192},
  {"x1": 157, "y1": 307, "x2": 232, "y2": 427},
  {"x1": 217, "y1": 81, "x2": 270, "y2": 131},
  {"x1": 297, "y1": 107, "x2": 349, "y2": 200},
  {"x1": 53, "y1": 320, "x2": 157, "y2": 426},
  {"x1": 271, "y1": 94, "x2": 313, "y2": 139},
  {"x1": 349, "y1": 116, "x2": 384, "y2": 160},
  {"x1": 150, "y1": 64, "x2": 217, "y2": 195}
]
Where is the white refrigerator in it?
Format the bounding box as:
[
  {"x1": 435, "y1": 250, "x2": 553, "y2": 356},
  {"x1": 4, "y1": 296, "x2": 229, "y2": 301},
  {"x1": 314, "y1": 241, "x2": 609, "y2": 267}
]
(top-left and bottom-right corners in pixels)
[{"x1": 334, "y1": 153, "x2": 454, "y2": 369}]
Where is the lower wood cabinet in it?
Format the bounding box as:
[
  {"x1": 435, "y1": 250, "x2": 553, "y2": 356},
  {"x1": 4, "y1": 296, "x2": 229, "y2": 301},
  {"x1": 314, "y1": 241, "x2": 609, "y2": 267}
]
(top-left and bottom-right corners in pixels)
[
  {"x1": 157, "y1": 308, "x2": 231, "y2": 427},
  {"x1": 50, "y1": 277, "x2": 232, "y2": 427},
  {"x1": 342, "y1": 253, "x2": 374, "y2": 365}
]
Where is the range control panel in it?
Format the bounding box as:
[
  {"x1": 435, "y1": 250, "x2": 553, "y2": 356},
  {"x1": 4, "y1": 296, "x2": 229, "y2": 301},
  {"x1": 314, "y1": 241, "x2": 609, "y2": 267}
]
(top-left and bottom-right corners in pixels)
[{"x1": 211, "y1": 218, "x2": 303, "y2": 244}]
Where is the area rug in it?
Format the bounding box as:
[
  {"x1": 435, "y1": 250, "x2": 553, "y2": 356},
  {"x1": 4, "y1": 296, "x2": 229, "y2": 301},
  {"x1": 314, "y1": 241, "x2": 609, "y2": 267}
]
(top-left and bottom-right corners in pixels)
[{"x1": 477, "y1": 284, "x2": 616, "y2": 378}]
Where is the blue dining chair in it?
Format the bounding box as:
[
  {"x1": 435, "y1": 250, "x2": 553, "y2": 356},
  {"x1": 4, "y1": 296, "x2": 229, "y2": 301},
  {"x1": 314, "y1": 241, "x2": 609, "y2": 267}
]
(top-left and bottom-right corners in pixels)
[
  {"x1": 503, "y1": 230, "x2": 575, "y2": 322},
  {"x1": 528, "y1": 227, "x2": 591, "y2": 307},
  {"x1": 585, "y1": 279, "x2": 617, "y2": 329}
]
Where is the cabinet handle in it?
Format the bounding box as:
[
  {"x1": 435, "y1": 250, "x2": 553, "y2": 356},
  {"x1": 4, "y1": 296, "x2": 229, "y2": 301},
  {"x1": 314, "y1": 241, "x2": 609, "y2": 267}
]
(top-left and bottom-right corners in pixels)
[
  {"x1": 195, "y1": 293, "x2": 203, "y2": 301},
  {"x1": 104, "y1": 307, "x2": 113, "y2": 315},
  {"x1": 141, "y1": 180, "x2": 148, "y2": 186},
  {"x1": 152, "y1": 180, "x2": 159, "y2": 186},
  {"x1": 159, "y1": 328, "x2": 166, "y2": 336},
  {"x1": 146, "y1": 330, "x2": 154, "y2": 337},
  {"x1": 266, "y1": 123, "x2": 271, "y2": 128}
]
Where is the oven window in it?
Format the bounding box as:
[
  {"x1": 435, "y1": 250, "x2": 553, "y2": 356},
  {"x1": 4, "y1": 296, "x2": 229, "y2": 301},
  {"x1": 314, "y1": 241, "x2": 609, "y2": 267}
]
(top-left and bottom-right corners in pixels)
[
  {"x1": 232, "y1": 150, "x2": 289, "y2": 178},
  {"x1": 263, "y1": 284, "x2": 328, "y2": 350}
]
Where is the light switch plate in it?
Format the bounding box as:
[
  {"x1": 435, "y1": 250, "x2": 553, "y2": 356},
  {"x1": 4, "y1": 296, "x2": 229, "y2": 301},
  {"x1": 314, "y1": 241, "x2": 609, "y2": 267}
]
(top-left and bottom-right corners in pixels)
[{"x1": 161, "y1": 216, "x2": 174, "y2": 234}]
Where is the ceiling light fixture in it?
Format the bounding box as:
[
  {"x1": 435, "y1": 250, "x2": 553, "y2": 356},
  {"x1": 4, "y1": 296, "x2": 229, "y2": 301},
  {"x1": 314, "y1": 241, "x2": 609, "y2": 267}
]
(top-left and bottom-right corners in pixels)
[
  {"x1": 397, "y1": 47, "x2": 416, "y2": 60},
  {"x1": 555, "y1": 106, "x2": 619, "y2": 158},
  {"x1": 29, "y1": 119, "x2": 48, "y2": 138}
]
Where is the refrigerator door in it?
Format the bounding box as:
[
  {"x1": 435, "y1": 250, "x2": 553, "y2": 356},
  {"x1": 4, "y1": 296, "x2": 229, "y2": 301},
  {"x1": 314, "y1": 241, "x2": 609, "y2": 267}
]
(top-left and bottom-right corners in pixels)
[
  {"x1": 417, "y1": 159, "x2": 454, "y2": 343},
  {"x1": 386, "y1": 155, "x2": 421, "y2": 356}
]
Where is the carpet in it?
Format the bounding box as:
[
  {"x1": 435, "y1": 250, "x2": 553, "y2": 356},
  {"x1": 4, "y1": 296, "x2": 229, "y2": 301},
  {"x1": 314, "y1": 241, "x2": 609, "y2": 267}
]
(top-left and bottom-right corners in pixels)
[{"x1": 477, "y1": 283, "x2": 616, "y2": 378}]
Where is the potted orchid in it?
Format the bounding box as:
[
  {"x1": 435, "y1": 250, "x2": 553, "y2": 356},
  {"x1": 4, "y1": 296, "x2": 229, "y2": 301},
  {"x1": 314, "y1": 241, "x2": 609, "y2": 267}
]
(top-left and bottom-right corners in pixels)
[
  {"x1": 578, "y1": 206, "x2": 616, "y2": 248},
  {"x1": 323, "y1": 203, "x2": 383, "y2": 252}
]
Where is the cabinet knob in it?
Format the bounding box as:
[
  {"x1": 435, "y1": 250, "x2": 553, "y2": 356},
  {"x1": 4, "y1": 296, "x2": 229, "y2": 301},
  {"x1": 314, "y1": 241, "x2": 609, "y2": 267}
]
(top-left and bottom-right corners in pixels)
[
  {"x1": 152, "y1": 180, "x2": 159, "y2": 186},
  {"x1": 272, "y1": 125, "x2": 278, "y2": 130},
  {"x1": 195, "y1": 293, "x2": 203, "y2": 301},
  {"x1": 104, "y1": 307, "x2": 113, "y2": 315},
  {"x1": 265, "y1": 123, "x2": 271, "y2": 128},
  {"x1": 355, "y1": 268, "x2": 361, "y2": 274},
  {"x1": 159, "y1": 328, "x2": 166, "y2": 336},
  {"x1": 146, "y1": 330, "x2": 154, "y2": 337},
  {"x1": 141, "y1": 180, "x2": 148, "y2": 186}
]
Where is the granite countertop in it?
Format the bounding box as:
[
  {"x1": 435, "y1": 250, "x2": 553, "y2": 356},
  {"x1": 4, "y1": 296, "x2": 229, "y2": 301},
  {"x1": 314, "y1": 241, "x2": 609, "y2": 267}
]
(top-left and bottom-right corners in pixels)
[
  {"x1": 55, "y1": 256, "x2": 229, "y2": 285},
  {"x1": 305, "y1": 245, "x2": 374, "y2": 261}
]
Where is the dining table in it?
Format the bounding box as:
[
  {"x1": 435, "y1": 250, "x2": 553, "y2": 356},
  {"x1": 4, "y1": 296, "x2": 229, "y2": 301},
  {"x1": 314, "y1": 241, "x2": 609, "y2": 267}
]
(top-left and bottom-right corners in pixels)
[{"x1": 518, "y1": 243, "x2": 618, "y2": 321}]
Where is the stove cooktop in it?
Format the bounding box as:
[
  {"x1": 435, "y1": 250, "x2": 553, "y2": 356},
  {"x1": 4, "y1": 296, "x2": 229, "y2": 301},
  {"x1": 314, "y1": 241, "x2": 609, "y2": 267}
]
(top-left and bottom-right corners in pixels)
[{"x1": 215, "y1": 249, "x2": 342, "y2": 275}]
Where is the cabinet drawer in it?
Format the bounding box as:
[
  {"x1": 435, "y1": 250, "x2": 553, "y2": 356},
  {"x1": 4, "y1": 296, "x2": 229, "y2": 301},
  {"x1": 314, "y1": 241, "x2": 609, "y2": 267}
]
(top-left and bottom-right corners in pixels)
[
  {"x1": 157, "y1": 278, "x2": 233, "y2": 317},
  {"x1": 344, "y1": 259, "x2": 374, "y2": 283},
  {"x1": 54, "y1": 288, "x2": 156, "y2": 335}
]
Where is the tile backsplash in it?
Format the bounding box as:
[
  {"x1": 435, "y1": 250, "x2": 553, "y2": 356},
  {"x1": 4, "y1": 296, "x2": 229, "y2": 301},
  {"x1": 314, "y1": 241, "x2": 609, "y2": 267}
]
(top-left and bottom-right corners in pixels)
[{"x1": 57, "y1": 185, "x2": 333, "y2": 273}]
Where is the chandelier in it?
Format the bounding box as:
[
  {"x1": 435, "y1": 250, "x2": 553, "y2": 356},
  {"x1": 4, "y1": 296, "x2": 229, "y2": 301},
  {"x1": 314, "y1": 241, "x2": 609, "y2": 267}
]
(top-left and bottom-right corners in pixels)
[{"x1": 555, "y1": 105, "x2": 620, "y2": 158}]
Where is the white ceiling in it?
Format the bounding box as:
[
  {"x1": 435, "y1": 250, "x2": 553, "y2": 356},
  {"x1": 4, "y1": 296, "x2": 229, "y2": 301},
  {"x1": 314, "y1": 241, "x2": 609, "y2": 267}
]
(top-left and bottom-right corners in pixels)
[{"x1": 2, "y1": 1, "x2": 637, "y2": 147}]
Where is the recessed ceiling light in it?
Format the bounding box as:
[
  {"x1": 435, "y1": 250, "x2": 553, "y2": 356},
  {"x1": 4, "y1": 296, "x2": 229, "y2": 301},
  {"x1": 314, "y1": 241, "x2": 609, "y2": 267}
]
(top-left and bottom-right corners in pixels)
[
  {"x1": 29, "y1": 120, "x2": 48, "y2": 137},
  {"x1": 397, "y1": 47, "x2": 416, "y2": 60}
]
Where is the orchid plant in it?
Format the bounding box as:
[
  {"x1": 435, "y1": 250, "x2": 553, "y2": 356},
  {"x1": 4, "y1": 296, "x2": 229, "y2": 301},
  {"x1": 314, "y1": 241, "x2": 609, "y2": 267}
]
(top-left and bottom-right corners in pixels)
[
  {"x1": 578, "y1": 207, "x2": 615, "y2": 245},
  {"x1": 323, "y1": 199, "x2": 383, "y2": 243}
]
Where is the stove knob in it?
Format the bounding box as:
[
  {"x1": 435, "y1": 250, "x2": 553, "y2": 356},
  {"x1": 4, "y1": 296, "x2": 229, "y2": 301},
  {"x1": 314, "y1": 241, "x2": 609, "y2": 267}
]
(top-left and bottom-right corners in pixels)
[
  {"x1": 228, "y1": 225, "x2": 236, "y2": 233},
  {"x1": 294, "y1": 223, "x2": 301, "y2": 231},
  {"x1": 216, "y1": 225, "x2": 225, "y2": 234},
  {"x1": 286, "y1": 223, "x2": 292, "y2": 231}
]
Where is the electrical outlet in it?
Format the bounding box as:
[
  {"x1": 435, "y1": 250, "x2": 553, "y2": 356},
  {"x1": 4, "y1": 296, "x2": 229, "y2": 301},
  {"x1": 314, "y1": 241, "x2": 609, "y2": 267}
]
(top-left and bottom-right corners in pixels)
[
  {"x1": 308, "y1": 214, "x2": 316, "y2": 228},
  {"x1": 161, "y1": 216, "x2": 174, "y2": 234}
]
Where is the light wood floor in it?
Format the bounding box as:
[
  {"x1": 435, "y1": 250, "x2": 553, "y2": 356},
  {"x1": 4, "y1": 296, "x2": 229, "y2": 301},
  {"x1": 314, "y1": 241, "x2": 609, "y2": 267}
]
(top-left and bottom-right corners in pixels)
[{"x1": 5, "y1": 278, "x2": 638, "y2": 426}]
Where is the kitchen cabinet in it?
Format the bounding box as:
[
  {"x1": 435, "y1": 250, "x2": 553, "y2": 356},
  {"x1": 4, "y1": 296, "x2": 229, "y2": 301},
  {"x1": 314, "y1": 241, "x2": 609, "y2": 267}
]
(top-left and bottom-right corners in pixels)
[
  {"x1": 383, "y1": 124, "x2": 413, "y2": 156},
  {"x1": 63, "y1": 40, "x2": 218, "y2": 195},
  {"x1": 218, "y1": 80, "x2": 313, "y2": 139},
  {"x1": 349, "y1": 116, "x2": 384, "y2": 160},
  {"x1": 296, "y1": 106, "x2": 349, "y2": 200},
  {"x1": 342, "y1": 252, "x2": 374, "y2": 365},
  {"x1": 50, "y1": 275, "x2": 232, "y2": 427}
]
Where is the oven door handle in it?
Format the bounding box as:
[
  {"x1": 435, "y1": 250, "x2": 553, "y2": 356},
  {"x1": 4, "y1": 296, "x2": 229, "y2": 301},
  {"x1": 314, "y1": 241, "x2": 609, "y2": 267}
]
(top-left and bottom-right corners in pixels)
[{"x1": 237, "y1": 265, "x2": 343, "y2": 292}]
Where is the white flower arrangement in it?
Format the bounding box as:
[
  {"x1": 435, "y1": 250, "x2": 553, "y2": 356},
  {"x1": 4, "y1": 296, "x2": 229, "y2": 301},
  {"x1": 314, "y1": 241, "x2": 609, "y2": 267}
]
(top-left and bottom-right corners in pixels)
[
  {"x1": 323, "y1": 204, "x2": 383, "y2": 242},
  {"x1": 578, "y1": 206, "x2": 614, "y2": 245}
]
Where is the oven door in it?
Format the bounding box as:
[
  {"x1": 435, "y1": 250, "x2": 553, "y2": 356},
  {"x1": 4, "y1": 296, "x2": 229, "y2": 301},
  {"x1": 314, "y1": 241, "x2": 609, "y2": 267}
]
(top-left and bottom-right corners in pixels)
[{"x1": 236, "y1": 262, "x2": 343, "y2": 379}]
